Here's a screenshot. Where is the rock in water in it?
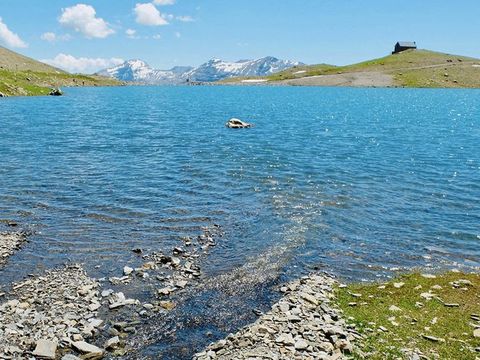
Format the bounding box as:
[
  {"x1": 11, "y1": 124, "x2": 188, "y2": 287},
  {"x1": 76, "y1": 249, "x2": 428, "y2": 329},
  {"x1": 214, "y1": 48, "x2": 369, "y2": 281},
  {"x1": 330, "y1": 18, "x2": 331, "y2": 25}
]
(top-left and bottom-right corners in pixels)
[
  {"x1": 123, "y1": 266, "x2": 133, "y2": 275},
  {"x1": 225, "y1": 118, "x2": 252, "y2": 129},
  {"x1": 33, "y1": 339, "x2": 57, "y2": 359},
  {"x1": 49, "y1": 88, "x2": 63, "y2": 96}
]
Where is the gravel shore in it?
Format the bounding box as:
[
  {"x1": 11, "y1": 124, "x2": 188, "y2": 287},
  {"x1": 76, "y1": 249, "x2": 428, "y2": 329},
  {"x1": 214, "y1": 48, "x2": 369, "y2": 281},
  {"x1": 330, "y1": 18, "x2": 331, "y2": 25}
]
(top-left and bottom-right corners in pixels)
[
  {"x1": 0, "y1": 232, "x2": 27, "y2": 268},
  {"x1": 0, "y1": 264, "x2": 106, "y2": 359},
  {"x1": 194, "y1": 274, "x2": 361, "y2": 360}
]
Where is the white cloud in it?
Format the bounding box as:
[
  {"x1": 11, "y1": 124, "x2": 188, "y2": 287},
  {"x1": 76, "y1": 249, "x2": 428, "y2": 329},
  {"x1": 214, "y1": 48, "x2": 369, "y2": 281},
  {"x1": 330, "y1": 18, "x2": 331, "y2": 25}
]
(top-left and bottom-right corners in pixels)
[
  {"x1": 0, "y1": 17, "x2": 27, "y2": 48},
  {"x1": 41, "y1": 32, "x2": 71, "y2": 42},
  {"x1": 153, "y1": 0, "x2": 175, "y2": 5},
  {"x1": 174, "y1": 31, "x2": 181, "y2": 38},
  {"x1": 41, "y1": 32, "x2": 57, "y2": 42},
  {"x1": 42, "y1": 53, "x2": 123, "y2": 74},
  {"x1": 125, "y1": 28, "x2": 138, "y2": 39},
  {"x1": 176, "y1": 15, "x2": 194, "y2": 22},
  {"x1": 59, "y1": 4, "x2": 114, "y2": 39},
  {"x1": 134, "y1": 3, "x2": 169, "y2": 26},
  {"x1": 152, "y1": 34, "x2": 161, "y2": 40}
]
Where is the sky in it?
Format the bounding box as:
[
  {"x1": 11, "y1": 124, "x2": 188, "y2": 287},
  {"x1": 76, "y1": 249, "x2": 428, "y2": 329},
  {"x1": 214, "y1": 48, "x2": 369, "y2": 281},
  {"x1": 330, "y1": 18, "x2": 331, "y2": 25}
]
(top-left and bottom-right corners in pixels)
[{"x1": 1, "y1": 0, "x2": 480, "y2": 73}]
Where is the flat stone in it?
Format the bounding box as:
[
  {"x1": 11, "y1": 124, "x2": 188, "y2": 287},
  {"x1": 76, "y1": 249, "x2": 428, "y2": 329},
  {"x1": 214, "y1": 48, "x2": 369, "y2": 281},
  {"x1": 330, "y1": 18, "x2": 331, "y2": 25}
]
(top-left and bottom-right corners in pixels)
[
  {"x1": 210, "y1": 339, "x2": 227, "y2": 351},
  {"x1": 62, "y1": 355, "x2": 82, "y2": 360},
  {"x1": 444, "y1": 303, "x2": 460, "y2": 308},
  {"x1": 422, "y1": 335, "x2": 444, "y2": 342},
  {"x1": 389, "y1": 305, "x2": 402, "y2": 312},
  {"x1": 104, "y1": 336, "x2": 120, "y2": 349},
  {"x1": 176, "y1": 280, "x2": 188, "y2": 289},
  {"x1": 72, "y1": 341, "x2": 104, "y2": 358},
  {"x1": 294, "y1": 339, "x2": 308, "y2": 350},
  {"x1": 300, "y1": 293, "x2": 318, "y2": 305},
  {"x1": 474, "y1": 328, "x2": 480, "y2": 338},
  {"x1": 33, "y1": 339, "x2": 57, "y2": 359},
  {"x1": 88, "y1": 303, "x2": 101, "y2": 311},
  {"x1": 393, "y1": 282, "x2": 405, "y2": 288},
  {"x1": 158, "y1": 287, "x2": 172, "y2": 296}
]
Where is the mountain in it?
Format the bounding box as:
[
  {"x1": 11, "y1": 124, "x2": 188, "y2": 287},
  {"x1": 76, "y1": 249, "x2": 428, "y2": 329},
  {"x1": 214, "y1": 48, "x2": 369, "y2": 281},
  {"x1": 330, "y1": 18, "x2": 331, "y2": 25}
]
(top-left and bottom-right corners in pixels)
[
  {"x1": 96, "y1": 60, "x2": 193, "y2": 84},
  {"x1": 97, "y1": 56, "x2": 302, "y2": 84},
  {"x1": 185, "y1": 56, "x2": 302, "y2": 82},
  {"x1": 0, "y1": 46, "x2": 121, "y2": 97}
]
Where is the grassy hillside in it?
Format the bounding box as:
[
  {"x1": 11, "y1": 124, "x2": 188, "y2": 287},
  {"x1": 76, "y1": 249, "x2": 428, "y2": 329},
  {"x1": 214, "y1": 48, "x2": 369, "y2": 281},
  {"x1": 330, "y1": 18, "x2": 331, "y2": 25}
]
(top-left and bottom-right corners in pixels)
[
  {"x1": 0, "y1": 46, "x2": 121, "y2": 96},
  {"x1": 225, "y1": 50, "x2": 480, "y2": 88}
]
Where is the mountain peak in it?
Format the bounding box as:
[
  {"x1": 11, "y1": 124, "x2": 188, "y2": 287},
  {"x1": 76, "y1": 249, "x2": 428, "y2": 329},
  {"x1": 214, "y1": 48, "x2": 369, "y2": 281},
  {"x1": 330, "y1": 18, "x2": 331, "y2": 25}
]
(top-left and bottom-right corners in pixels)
[{"x1": 97, "y1": 56, "x2": 302, "y2": 84}]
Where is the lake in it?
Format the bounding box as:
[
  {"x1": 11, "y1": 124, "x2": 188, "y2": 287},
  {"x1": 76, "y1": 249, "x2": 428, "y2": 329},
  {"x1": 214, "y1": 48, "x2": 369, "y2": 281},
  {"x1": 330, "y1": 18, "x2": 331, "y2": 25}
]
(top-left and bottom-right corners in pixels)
[{"x1": 0, "y1": 86, "x2": 479, "y2": 357}]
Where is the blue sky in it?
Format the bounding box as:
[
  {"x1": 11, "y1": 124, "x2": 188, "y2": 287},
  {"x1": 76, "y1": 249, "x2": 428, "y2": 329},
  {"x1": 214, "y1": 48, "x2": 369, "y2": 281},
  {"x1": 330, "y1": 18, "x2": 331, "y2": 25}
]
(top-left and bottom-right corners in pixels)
[{"x1": 1, "y1": 0, "x2": 480, "y2": 73}]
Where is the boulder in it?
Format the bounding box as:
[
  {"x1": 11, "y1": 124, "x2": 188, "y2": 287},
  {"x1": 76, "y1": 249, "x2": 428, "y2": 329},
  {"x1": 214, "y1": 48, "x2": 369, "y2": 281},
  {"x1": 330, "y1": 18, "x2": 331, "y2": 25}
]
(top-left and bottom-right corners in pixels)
[
  {"x1": 0, "y1": 92, "x2": 7, "y2": 98},
  {"x1": 225, "y1": 118, "x2": 252, "y2": 129},
  {"x1": 49, "y1": 88, "x2": 63, "y2": 96}
]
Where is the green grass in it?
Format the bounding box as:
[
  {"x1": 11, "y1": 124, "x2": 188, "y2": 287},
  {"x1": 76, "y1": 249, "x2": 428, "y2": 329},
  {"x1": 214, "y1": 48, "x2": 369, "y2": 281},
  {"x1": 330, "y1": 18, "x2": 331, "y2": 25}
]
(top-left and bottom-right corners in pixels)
[
  {"x1": 336, "y1": 272, "x2": 480, "y2": 359},
  {"x1": 0, "y1": 69, "x2": 121, "y2": 96}
]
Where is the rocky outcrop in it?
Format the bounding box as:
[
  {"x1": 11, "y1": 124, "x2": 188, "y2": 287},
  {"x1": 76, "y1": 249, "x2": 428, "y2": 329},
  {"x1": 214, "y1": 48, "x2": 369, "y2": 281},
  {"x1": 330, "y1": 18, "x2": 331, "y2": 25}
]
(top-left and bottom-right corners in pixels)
[{"x1": 194, "y1": 274, "x2": 361, "y2": 359}]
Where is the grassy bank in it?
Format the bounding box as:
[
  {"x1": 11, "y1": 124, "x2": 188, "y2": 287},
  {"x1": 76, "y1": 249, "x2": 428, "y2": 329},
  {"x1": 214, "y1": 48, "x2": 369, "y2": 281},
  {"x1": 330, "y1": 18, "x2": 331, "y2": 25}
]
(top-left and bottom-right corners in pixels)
[
  {"x1": 0, "y1": 69, "x2": 121, "y2": 96},
  {"x1": 0, "y1": 46, "x2": 121, "y2": 96},
  {"x1": 224, "y1": 50, "x2": 480, "y2": 88},
  {"x1": 336, "y1": 271, "x2": 480, "y2": 359}
]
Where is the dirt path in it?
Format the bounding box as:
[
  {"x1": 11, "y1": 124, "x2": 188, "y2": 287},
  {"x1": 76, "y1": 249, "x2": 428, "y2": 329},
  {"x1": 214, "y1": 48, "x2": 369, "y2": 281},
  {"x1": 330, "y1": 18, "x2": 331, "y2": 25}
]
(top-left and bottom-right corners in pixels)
[{"x1": 281, "y1": 71, "x2": 394, "y2": 87}]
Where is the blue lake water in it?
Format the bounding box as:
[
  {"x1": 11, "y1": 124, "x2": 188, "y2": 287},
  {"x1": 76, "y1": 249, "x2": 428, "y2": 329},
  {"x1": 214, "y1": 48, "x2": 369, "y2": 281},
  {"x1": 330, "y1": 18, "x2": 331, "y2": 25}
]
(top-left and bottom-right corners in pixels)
[{"x1": 1, "y1": 86, "x2": 479, "y2": 356}]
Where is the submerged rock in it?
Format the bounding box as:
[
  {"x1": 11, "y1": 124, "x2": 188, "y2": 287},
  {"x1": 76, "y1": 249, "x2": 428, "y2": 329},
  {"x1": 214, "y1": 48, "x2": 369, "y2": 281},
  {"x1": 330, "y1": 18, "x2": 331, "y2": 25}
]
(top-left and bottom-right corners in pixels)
[{"x1": 225, "y1": 118, "x2": 253, "y2": 129}]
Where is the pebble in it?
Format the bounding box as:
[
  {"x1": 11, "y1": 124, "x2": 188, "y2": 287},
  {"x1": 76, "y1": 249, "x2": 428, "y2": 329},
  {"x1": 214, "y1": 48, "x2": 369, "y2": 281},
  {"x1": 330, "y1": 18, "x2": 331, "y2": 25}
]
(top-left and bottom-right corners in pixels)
[
  {"x1": 393, "y1": 282, "x2": 405, "y2": 288},
  {"x1": 123, "y1": 266, "x2": 134, "y2": 275}
]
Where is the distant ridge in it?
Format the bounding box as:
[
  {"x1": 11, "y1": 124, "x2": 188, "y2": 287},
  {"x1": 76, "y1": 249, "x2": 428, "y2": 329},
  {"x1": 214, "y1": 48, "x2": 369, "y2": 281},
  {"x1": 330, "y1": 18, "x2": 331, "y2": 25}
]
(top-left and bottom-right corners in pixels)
[
  {"x1": 0, "y1": 46, "x2": 64, "y2": 73},
  {"x1": 97, "y1": 56, "x2": 303, "y2": 84}
]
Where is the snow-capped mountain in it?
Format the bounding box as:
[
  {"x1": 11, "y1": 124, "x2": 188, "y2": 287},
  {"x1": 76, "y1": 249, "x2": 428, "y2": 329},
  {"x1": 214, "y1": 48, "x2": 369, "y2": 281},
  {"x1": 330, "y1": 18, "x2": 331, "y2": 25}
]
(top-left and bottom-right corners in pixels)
[
  {"x1": 97, "y1": 57, "x2": 302, "y2": 84},
  {"x1": 185, "y1": 56, "x2": 302, "y2": 82},
  {"x1": 96, "y1": 60, "x2": 193, "y2": 84}
]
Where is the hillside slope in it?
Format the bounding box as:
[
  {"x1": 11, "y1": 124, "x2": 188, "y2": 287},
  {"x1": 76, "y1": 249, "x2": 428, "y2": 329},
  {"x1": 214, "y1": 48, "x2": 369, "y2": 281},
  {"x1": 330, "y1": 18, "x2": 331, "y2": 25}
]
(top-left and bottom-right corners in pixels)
[
  {"x1": 225, "y1": 50, "x2": 480, "y2": 88},
  {"x1": 0, "y1": 46, "x2": 121, "y2": 96}
]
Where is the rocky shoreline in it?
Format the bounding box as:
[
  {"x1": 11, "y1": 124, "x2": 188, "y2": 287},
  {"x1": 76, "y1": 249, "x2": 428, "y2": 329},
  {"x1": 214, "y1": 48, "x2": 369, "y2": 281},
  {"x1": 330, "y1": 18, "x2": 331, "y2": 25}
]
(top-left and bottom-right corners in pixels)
[
  {"x1": 1, "y1": 225, "x2": 360, "y2": 359},
  {"x1": 0, "y1": 232, "x2": 27, "y2": 268},
  {"x1": 194, "y1": 274, "x2": 361, "y2": 360}
]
